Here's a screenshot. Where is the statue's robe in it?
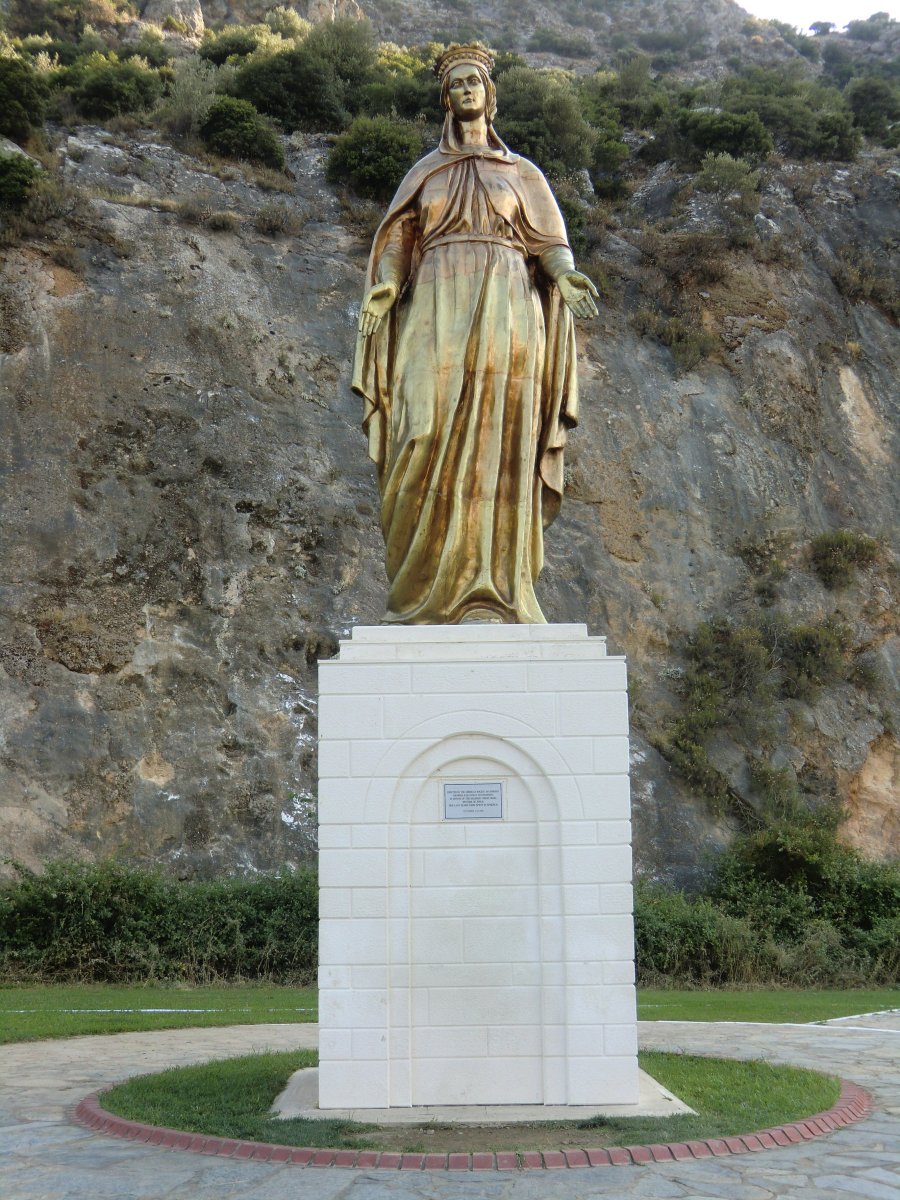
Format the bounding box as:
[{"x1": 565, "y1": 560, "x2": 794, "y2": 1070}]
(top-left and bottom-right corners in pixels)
[{"x1": 352, "y1": 128, "x2": 578, "y2": 624}]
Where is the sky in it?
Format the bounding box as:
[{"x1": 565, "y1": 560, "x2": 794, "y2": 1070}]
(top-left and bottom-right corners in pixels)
[{"x1": 738, "y1": 0, "x2": 900, "y2": 32}]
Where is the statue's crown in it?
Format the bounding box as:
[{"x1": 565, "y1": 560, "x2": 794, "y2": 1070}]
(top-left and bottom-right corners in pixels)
[{"x1": 434, "y1": 43, "x2": 495, "y2": 81}]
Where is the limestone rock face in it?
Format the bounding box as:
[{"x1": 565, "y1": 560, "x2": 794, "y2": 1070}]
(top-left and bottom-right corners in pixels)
[
  {"x1": 1, "y1": 124, "x2": 898, "y2": 880},
  {"x1": 140, "y1": 0, "x2": 205, "y2": 35}
]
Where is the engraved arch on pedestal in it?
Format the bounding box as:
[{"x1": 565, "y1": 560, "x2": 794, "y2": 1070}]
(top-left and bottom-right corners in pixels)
[
  {"x1": 374, "y1": 717, "x2": 567, "y2": 1106},
  {"x1": 361, "y1": 708, "x2": 583, "y2": 824}
]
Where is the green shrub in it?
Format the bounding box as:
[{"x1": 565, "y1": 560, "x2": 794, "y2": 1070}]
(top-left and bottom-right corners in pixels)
[
  {"x1": 69, "y1": 56, "x2": 164, "y2": 119},
  {"x1": 845, "y1": 76, "x2": 900, "y2": 141},
  {"x1": 303, "y1": 15, "x2": 376, "y2": 96},
  {"x1": 693, "y1": 151, "x2": 760, "y2": 237},
  {"x1": 264, "y1": 6, "x2": 311, "y2": 40},
  {"x1": 200, "y1": 96, "x2": 285, "y2": 170},
  {"x1": 527, "y1": 28, "x2": 592, "y2": 57},
  {"x1": 635, "y1": 827, "x2": 900, "y2": 986},
  {"x1": 162, "y1": 14, "x2": 189, "y2": 34},
  {"x1": 0, "y1": 55, "x2": 50, "y2": 143},
  {"x1": 235, "y1": 45, "x2": 347, "y2": 132},
  {"x1": 777, "y1": 618, "x2": 849, "y2": 701},
  {"x1": 158, "y1": 54, "x2": 217, "y2": 139},
  {"x1": 632, "y1": 306, "x2": 721, "y2": 372},
  {"x1": 845, "y1": 16, "x2": 888, "y2": 42},
  {"x1": 0, "y1": 860, "x2": 318, "y2": 983},
  {"x1": 675, "y1": 108, "x2": 772, "y2": 162},
  {"x1": 495, "y1": 65, "x2": 596, "y2": 177},
  {"x1": 810, "y1": 529, "x2": 880, "y2": 588},
  {"x1": 831, "y1": 245, "x2": 900, "y2": 319},
  {"x1": 199, "y1": 25, "x2": 268, "y2": 66},
  {"x1": 634, "y1": 881, "x2": 768, "y2": 984},
  {"x1": 719, "y1": 67, "x2": 859, "y2": 160},
  {"x1": 326, "y1": 114, "x2": 423, "y2": 201},
  {"x1": 0, "y1": 153, "x2": 42, "y2": 209},
  {"x1": 121, "y1": 27, "x2": 171, "y2": 68},
  {"x1": 712, "y1": 825, "x2": 900, "y2": 940}
]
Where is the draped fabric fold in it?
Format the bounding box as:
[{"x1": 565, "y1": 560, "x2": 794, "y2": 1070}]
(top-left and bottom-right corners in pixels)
[{"x1": 352, "y1": 122, "x2": 578, "y2": 625}]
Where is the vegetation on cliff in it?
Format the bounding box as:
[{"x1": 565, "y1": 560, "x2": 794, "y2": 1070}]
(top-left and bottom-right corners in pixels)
[{"x1": 0, "y1": 0, "x2": 897, "y2": 893}]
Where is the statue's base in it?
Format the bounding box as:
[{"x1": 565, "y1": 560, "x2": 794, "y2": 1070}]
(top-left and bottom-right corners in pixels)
[{"x1": 317, "y1": 624, "x2": 638, "y2": 1109}]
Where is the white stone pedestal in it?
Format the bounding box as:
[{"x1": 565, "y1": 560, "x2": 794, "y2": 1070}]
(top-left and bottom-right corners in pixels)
[{"x1": 317, "y1": 624, "x2": 639, "y2": 1110}]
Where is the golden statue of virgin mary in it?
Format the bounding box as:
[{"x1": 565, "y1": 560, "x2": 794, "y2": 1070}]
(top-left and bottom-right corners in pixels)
[{"x1": 352, "y1": 44, "x2": 599, "y2": 625}]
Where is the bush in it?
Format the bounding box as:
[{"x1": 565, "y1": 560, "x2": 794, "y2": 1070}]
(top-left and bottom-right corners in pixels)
[
  {"x1": 121, "y1": 27, "x2": 171, "y2": 68},
  {"x1": 720, "y1": 67, "x2": 859, "y2": 160},
  {"x1": 832, "y1": 244, "x2": 900, "y2": 319},
  {"x1": 326, "y1": 114, "x2": 423, "y2": 201},
  {"x1": 777, "y1": 618, "x2": 849, "y2": 701},
  {"x1": 253, "y1": 199, "x2": 304, "y2": 236},
  {"x1": 693, "y1": 151, "x2": 760, "y2": 230},
  {"x1": 675, "y1": 108, "x2": 772, "y2": 162},
  {"x1": 69, "y1": 56, "x2": 164, "y2": 119},
  {"x1": 634, "y1": 881, "x2": 768, "y2": 984},
  {"x1": 0, "y1": 55, "x2": 50, "y2": 143},
  {"x1": 636, "y1": 829, "x2": 900, "y2": 986},
  {"x1": 159, "y1": 54, "x2": 217, "y2": 139},
  {"x1": 0, "y1": 153, "x2": 42, "y2": 209},
  {"x1": 845, "y1": 17, "x2": 888, "y2": 42},
  {"x1": 496, "y1": 65, "x2": 596, "y2": 177},
  {"x1": 632, "y1": 306, "x2": 721, "y2": 372},
  {"x1": 235, "y1": 45, "x2": 348, "y2": 132},
  {"x1": 527, "y1": 29, "x2": 592, "y2": 57},
  {"x1": 205, "y1": 208, "x2": 241, "y2": 232},
  {"x1": 810, "y1": 529, "x2": 880, "y2": 588},
  {"x1": 303, "y1": 15, "x2": 376, "y2": 96},
  {"x1": 199, "y1": 25, "x2": 268, "y2": 66},
  {"x1": 845, "y1": 76, "x2": 900, "y2": 141},
  {"x1": 0, "y1": 860, "x2": 318, "y2": 983},
  {"x1": 264, "y1": 6, "x2": 311, "y2": 40},
  {"x1": 200, "y1": 97, "x2": 285, "y2": 170}
]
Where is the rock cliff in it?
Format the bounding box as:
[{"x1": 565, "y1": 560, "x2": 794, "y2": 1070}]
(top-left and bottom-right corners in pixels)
[{"x1": 1, "y1": 3, "x2": 897, "y2": 883}]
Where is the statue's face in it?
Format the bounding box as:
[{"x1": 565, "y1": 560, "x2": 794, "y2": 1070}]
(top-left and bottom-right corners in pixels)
[{"x1": 446, "y1": 62, "x2": 487, "y2": 120}]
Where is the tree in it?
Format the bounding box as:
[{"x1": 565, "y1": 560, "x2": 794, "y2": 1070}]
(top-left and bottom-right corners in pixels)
[
  {"x1": 0, "y1": 56, "x2": 49, "y2": 143},
  {"x1": 495, "y1": 66, "x2": 596, "y2": 177},
  {"x1": 159, "y1": 55, "x2": 217, "y2": 139},
  {"x1": 235, "y1": 45, "x2": 348, "y2": 132},
  {"x1": 845, "y1": 76, "x2": 900, "y2": 140},
  {"x1": 69, "y1": 56, "x2": 163, "y2": 119},
  {"x1": 303, "y1": 16, "x2": 376, "y2": 97},
  {"x1": 810, "y1": 21, "x2": 834, "y2": 35},
  {"x1": 676, "y1": 108, "x2": 773, "y2": 163}
]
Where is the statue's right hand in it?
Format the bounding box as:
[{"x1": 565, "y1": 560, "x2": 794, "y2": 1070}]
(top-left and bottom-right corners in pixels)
[{"x1": 359, "y1": 282, "x2": 399, "y2": 337}]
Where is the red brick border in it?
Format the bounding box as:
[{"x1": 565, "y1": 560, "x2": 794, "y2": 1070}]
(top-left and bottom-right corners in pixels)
[{"x1": 71, "y1": 1079, "x2": 873, "y2": 1170}]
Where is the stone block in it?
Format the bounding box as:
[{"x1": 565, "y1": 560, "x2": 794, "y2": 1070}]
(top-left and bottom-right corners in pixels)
[{"x1": 317, "y1": 624, "x2": 637, "y2": 1109}]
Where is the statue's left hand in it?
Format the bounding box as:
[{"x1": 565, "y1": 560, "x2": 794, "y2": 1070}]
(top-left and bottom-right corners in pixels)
[{"x1": 557, "y1": 271, "x2": 600, "y2": 320}]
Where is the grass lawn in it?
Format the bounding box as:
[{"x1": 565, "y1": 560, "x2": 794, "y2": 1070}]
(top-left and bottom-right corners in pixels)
[
  {"x1": 637, "y1": 987, "x2": 900, "y2": 1024},
  {"x1": 102, "y1": 1049, "x2": 841, "y2": 1154},
  {"x1": 0, "y1": 984, "x2": 316, "y2": 1044},
  {"x1": 2, "y1": 985, "x2": 896, "y2": 1044}
]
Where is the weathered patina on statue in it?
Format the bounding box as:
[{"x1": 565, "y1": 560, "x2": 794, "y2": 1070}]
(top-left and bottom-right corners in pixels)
[{"x1": 352, "y1": 45, "x2": 598, "y2": 625}]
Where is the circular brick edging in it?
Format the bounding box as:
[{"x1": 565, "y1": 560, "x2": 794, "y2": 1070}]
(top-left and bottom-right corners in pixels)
[{"x1": 71, "y1": 1079, "x2": 874, "y2": 1170}]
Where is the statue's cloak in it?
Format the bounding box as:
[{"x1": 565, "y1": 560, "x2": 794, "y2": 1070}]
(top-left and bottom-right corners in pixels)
[{"x1": 351, "y1": 132, "x2": 579, "y2": 623}]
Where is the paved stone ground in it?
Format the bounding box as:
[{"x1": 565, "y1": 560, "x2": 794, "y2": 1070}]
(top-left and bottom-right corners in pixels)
[{"x1": 1, "y1": 1018, "x2": 898, "y2": 1199}]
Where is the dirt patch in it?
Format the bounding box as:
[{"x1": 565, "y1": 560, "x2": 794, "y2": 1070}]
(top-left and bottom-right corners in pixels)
[{"x1": 322, "y1": 1120, "x2": 648, "y2": 1154}]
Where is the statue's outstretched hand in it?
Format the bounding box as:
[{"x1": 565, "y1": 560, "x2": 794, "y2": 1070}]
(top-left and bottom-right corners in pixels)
[
  {"x1": 558, "y1": 271, "x2": 600, "y2": 320},
  {"x1": 359, "y1": 282, "x2": 399, "y2": 337}
]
